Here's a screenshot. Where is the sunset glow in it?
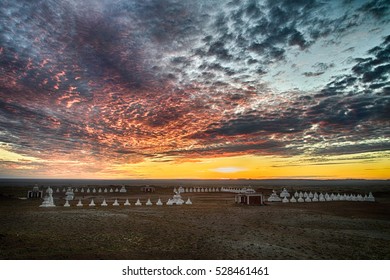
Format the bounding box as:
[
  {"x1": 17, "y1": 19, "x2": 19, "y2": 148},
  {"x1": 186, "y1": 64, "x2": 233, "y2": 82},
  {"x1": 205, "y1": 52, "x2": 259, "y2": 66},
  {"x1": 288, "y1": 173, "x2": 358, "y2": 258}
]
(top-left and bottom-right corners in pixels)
[{"x1": 0, "y1": 0, "x2": 389, "y2": 179}]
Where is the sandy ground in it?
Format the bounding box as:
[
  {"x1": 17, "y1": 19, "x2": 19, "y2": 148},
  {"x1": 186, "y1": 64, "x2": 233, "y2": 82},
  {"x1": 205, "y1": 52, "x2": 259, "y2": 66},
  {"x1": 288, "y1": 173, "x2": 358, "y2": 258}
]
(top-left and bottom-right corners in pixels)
[{"x1": 0, "y1": 184, "x2": 389, "y2": 259}]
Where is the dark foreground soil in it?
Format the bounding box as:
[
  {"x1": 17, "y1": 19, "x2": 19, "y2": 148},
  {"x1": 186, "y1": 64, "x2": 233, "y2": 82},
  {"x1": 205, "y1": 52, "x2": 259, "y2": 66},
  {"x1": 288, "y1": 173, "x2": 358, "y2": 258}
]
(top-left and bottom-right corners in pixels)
[{"x1": 1, "y1": 184, "x2": 389, "y2": 259}]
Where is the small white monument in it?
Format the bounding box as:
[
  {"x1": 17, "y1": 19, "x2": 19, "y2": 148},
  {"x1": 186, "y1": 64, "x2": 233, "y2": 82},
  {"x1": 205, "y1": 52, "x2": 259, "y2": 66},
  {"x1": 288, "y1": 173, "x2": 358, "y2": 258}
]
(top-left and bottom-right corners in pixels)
[
  {"x1": 290, "y1": 196, "x2": 297, "y2": 203},
  {"x1": 124, "y1": 199, "x2": 130, "y2": 206},
  {"x1": 109, "y1": 188, "x2": 113, "y2": 193},
  {"x1": 156, "y1": 198, "x2": 163, "y2": 205},
  {"x1": 297, "y1": 197, "x2": 304, "y2": 203},
  {"x1": 104, "y1": 188, "x2": 108, "y2": 193},
  {"x1": 267, "y1": 190, "x2": 282, "y2": 202},
  {"x1": 65, "y1": 187, "x2": 74, "y2": 201},
  {"x1": 64, "y1": 200, "x2": 70, "y2": 207},
  {"x1": 81, "y1": 188, "x2": 85, "y2": 193},
  {"x1": 135, "y1": 199, "x2": 142, "y2": 206},
  {"x1": 101, "y1": 199, "x2": 108, "y2": 206},
  {"x1": 366, "y1": 192, "x2": 375, "y2": 202},
  {"x1": 76, "y1": 199, "x2": 83, "y2": 207},
  {"x1": 282, "y1": 196, "x2": 289, "y2": 203},
  {"x1": 40, "y1": 187, "x2": 56, "y2": 207},
  {"x1": 185, "y1": 198, "x2": 192, "y2": 205},
  {"x1": 86, "y1": 188, "x2": 90, "y2": 193},
  {"x1": 89, "y1": 199, "x2": 96, "y2": 207},
  {"x1": 119, "y1": 186, "x2": 127, "y2": 193},
  {"x1": 305, "y1": 196, "x2": 312, "y2": 202},
  {"x1": 113, "y1": 199, "x2": 119, "y2": 206},
  {"x1": 98, "y1": 188, "x2": 102, "y2": 193},
  {"x1": 92, "y1": 188, "x2": 96, "y2": 193},
  {"x1": 146, "y1": 198, "x2": 153, "y2": 206},
  {"x1": 280, "y1": 188, "x2": 290, "y2": 198}
]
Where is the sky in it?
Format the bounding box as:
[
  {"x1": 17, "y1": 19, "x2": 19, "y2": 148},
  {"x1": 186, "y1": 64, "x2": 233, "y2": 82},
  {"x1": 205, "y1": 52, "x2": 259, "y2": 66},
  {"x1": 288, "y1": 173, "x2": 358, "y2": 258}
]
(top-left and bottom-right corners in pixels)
[{"x1": 0, "y1": 0, "x2": 389, "y2": 179}]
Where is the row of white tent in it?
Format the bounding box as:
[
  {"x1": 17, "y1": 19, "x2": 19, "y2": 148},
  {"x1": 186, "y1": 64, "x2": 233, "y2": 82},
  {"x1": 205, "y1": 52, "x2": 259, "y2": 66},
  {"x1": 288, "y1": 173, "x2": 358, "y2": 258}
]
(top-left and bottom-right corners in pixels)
[
  {"x1": 268, "y1": 190, "x2": 375, "y2": 202},
  {"x1": 57, "y1": 186, "x2": 127, "y2": 194},
  {"x1": 63, "y1": 197, "x2": 193, "y2": 207}
]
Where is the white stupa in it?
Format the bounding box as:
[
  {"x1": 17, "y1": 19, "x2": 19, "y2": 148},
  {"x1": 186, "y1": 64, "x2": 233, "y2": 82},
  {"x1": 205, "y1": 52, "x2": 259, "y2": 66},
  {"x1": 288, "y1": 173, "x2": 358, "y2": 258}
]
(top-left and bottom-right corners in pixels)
[
  {"x1": 98, "y1": 188, "x2": 102, "y2": 193},
  {"x1": 62, "y1": 187, "x2": 66, "y2": 192},
  {"x1": 166, "y1": 198, "x2": 173, "y2": 205},
  {"x1": 56, "y1": 188, "x2": 60, "y2": 193},
  {"x1": 124, "y1": 199, "x2": 130, "y2": 206},
  {"x1": 297, "y1": 197, "x2": 304, "y2": 203},
  {"x1": 189, "y1": 188, "x2": 193, "y2": 193},
  {"x1": 86, "y1": 188, "x2": 90, "y2": 193},
  {"x1": 113, "y1": 199, "x2": 119, "y2": 206},
  {"x1": 325, "y1": 193, "x2": 331, "y2": 201},
  {"x1": 303, "y1": 192, "x2": 308, "y2": 198},
  {"x1": 366, "y1": 192, "x2": 375, "y2": 202},
  {"x1": 104, "y1": 188, "x2": 108, "y2": 193},
  {"x1": 290, "y1": 196, "x2": 297, "y2": 203},
  {"x1": 76, "y1": 199, "x2": 83, "y2": 207},
  {"x1": 312, "y1": 196, "x2": 318, "y2": 202},
  {"x1": 185, "y1": 198, "x2": 193, "y2": 205},
  {"x1": 40, "y1": 187, "x2": 56, "y2": 207},
  {"x1": 74, "y1": 188, "x2": 78, "y2": 193},
  {"x1": 109, "y1": 188, "x2": 113, "y2": 193},
  {"x1": 294, "y1": 191, "x2": 299, "y2": 198},
  {"x1": 346, "y1": 194, "x2": 352, "y2": 201},
  {"x1": 200, "y1": 188, "x2": 204, "y2": 192},
  {"x1": 156, "y1": 198, "x2": 163, "y2": 205},
  {"x1": 357, "y1": 194, "x2": 363, "y2": 201},
  {"x1": 101, "y1": 199, "x2": 108, "y2": 206},
  {"x1": 146, "y1": 198, "x2": 153, "y2": 206},
  {"x1": 119, "y1": 186, "x2": 127, "y2": 193},
  {"x1": 319, "y1": 193, "x2": 325, "y2": 202},
  {"x1": 299, "y1": 191, "x2": 304, "y2": 198},
  {"x1": 135, "y1": 198, "x2": 142, "y2": 206},
  {"x1": 351, "y1": 194, "x2": 357, "y2": 201},
  {"x1": 267, "y1": 190, "x2": 282, "y2": 202},
  {"x1": 178, "y1": 186, "x2": 184, "y2": 193},
  {"x1": 305, "y1": 196, "x2": 312, "y2": 202},
  {"x1": 335, "y1": 193, "x2": 340, "y2": 201},
  {"x1": 89, "y1": 199, "x2": 96, "y2": 207},
  {"x1": 115, "y1": 188, "x2": 119, "y2": 192},
  {"x1": 308, "y1": 192, "x2": 314, "y2": 198},
  {"x1": 65, "y1": 187, "x2": 74, "y2": 201},
  {"x1": 313, "y1": 192, "x2": 319, "y2": 199},
  {"x1": 81, "y1": 188, "x2": 85, "y2": 193},
  {"x1": 64, "y1": 200, "x2": 70, "y2": 207},
  {"x1": 280, "y1": 188, "x2": 290, "y2": 198},
  {"x1": 282, "y1": 196, "x2": 289, "y2": 203},
  {"x1": 92, "y1": 188, "x2": 96, "y2": 193}
]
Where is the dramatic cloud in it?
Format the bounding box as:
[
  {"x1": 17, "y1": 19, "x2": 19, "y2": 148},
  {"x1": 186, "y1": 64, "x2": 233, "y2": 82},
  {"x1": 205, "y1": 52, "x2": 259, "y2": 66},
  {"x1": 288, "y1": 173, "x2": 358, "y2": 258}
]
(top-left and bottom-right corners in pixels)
[{"x1": 0, "y1": 0, "x2": 389, "y2": 178}]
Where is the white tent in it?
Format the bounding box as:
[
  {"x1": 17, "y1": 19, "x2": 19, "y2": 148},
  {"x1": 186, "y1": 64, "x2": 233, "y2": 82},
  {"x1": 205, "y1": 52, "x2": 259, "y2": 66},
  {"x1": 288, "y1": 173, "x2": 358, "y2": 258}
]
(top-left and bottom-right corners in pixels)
[
  {"x1": 89, "y1": 199, "x2": 96, "y2": 207},
  {"x1": 101, "y1": 199, "x2": 108, "y2": 206},
  {"x1": 290, "y1": 196, "x2": 297, "y2": 203},
  {"x1": 124, "y1": 199, "x2": 130, "y2": 206},
  {"x1": 135, "y1": 198, "x2": 142, "y2": 206},
  {"x1": 113, "y1": 199, "x2": 120, "y2": 206},
  {"x1": 76, "y1": 199, "x2": 83, "y2": 207},
  {"x1": 185, "y1": 198, "x2": 192, "y2": 205},
  {"x1": 156, "y1": 198, "x2": 163, "y2": 205},
  {"x1": 146, "y1": 198, "x2": 153, "y2": 206}
]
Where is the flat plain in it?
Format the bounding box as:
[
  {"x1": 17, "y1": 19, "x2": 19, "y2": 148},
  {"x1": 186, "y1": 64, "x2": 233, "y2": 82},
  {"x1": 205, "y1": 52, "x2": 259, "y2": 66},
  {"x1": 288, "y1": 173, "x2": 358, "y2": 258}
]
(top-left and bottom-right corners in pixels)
[{"x1": 1, "y1": 182, "x2": 389, "y2": 259}]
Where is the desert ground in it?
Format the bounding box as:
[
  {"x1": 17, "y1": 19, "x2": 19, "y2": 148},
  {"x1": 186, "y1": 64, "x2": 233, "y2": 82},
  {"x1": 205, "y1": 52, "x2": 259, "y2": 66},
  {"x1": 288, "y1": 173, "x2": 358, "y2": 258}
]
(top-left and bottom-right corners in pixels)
[{"x1": 1, "y1": 182, "x2": 389, "y2": 259}]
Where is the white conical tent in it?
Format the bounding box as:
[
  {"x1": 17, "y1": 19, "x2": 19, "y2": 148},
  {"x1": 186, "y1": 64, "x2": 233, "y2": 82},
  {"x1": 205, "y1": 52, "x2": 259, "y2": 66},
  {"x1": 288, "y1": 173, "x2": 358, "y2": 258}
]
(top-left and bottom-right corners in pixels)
[
  {"x1": 113, "y1": 199, "x2": 119, "y2": 206},
  {"x1": 185, "y1": 198, "x2": 192, "y2": 205},
  {"x1": 146, "y1": 198, "x2": 152, "y2": 206},
  {"x1": 124, "y1": 199, "x2": 130, "y2": 206},
  {"x1": 89, "y1": 199, "x2": 96, "y2": 207},
  {"x1": 101, "y1": 199, "x2": 108, "y2": 206},
  {"x1": 64, "y1": 200, "x2": 70, "y2": 207},
  {"x1": 135, "y1": 199, "x2": 142, "y2": 206},
  {"x1": 156, "y1": 198, "x2": 163, "y2": 205},
  {"x1": 76, "y1": 199, "x2": 83, "y2": 207}
]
